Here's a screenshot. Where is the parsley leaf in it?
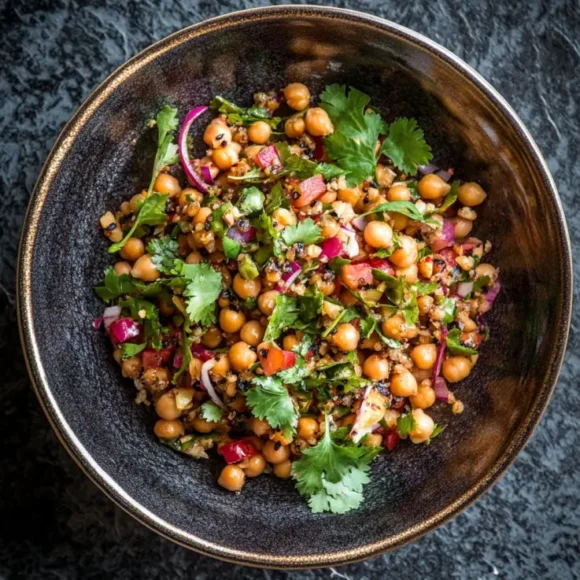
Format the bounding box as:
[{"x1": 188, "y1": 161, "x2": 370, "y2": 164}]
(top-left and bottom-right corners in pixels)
[
  {"x1": 359, "y1": 200, "x2": 439, "y2": 225},
  {"x1": 440, "y1": 297, "x2": 457, "y2": 325},
  {"x1": 275, "y1": 142, "x2": 343, "y2": 181},
  {"x1": 200, "y1": 401, "x2": 224, "y2": 423},
  {"x1": 94, "y1": 267, "x2": 145, "y2": 302},
  {"x1": 446, "y1": 327, "x2": 478, "y2": 355},
  {"x1": 472, "y1": 275, "x2": 491, "y2": 293},
  {"x1": 120, "y1": 343, "x2": 147, "y2": 360},
  {"x1": 380, "y1": 118, "x2": 432, "y2": 175},
  {"x1": 263, "y1": 291, "x2": 323, "y2": 342},
  {"x1": 210, "y1": 96, "x2": 281, "y2": 128},
  {"x1": 397, "y1": 411, "x2": 417, "y2": 437},
  {"x1": 181, "y1": 263, "x2": 222, "y2": 327},
  {"x1": 148, "y1": 106, "x2": 179, "y2": 195},
  {"x1": 173, "y1": 326, "x2": 192, "y2": 385},
  {"x1": 280, "y1": 218, "x2": 323, "y2": 246},
  {"x1": 292, "y1": 415, "x2": 380, "y2": 514},
  {"x1": 413, "y1": 281, "x2": 440, "y2": 296},
  {"x1": 429, "y1": 423, "x2": 446, "y2": 442},
  {"x1": 321, "y1": 85, "x2": 386, "y2": 187},
  {"x1": 246, "y1": 376, "x2": 298, "y2": 436},
  {"x1": 265, "y1": 182, "x2": 290, "y2": 214},
  {"x1": 109, "y1": 193, "x2": 169, "y2": 253},
  {"x1": 437, "y1": 180, "x2": 459, "y2": 213},
  {"x1": 147, "y1": 237, "x2": 181, "y2": 275}
]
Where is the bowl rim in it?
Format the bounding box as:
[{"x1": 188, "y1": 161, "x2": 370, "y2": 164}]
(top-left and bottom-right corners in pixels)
[{"x1": 17, "y1": 4, "x2": 573, "y2": 569}]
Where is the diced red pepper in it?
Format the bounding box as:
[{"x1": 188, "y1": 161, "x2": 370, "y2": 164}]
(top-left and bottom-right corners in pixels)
[
  {"x1": 219, "y1": 440, "x2": 257, "y2": 464},
  {"x1": 142, "y1": 348, "x2": 172, "y2": 370},
  {"x1": 258, "y1": 347, "x2": 296, "y2": 376},
  {"x1": 255, "y1": 144, "x2": 282, "y2": 169},
  {"x1": 293, "y1": 174, "x2": 327, "y2": 208},
  {"x1": 384, "y1": 429, "x2": 400, "y2": 451}
]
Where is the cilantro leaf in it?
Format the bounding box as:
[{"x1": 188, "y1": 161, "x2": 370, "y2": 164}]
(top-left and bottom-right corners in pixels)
[
  {"x1": 181, "y1": 263, "x2": 222, "y2": 327},
  {"x1": 429, "y1": 423, "x2": 446, "y2": 442},
  {"x1": 437, "y1": 180, "x2": 459, "y2": 213},
  {"x1": 228, "y1": 167, "x2": 262, "y2": 183},
  {"x1": 119, "y1": 297, "x2": 162, "y2": 349},
  {"x1": 275, "y1": 142, "x2": 343, "y2": 181},
  {"x1": 200, "y1": 401, "x2": 224, "y2": 423},
  {"x1": 440, "y1": 297, "x2": 457, "y2": 325},
  {"x1": 359, "y1": 200, "x2": 439, "y2": 225},
  {"x1": 263, "y1": 291, "x2": 323, "y2": 342},
  {"x1": 109, "y1": 193, "x2": 169, "y2": 253},
  {"x1": 292, "y1": 415, "x2": 380, "y2": 513},
  {"x1": 315, "y1": 163, "x2": 344, "y2": 180},
  {"x1": 380, "y1": 118, "x2": 432, "y2": 175},
  {"x1": 280, "y1": 218, "x2": 323, "y2": 246},
  {"x1": 210, "y1": 96, "x2": 281, "y2": 128},
  {"x1": 246, "y1": 376, "x2": 298, "y2": 435},
  {"x1": 446, "y1": 327, "x2": 478, "y2": 355},
  {"x1": 265, "y1": 182, "x2": 290, "y2": 214},
  {"x1": 397, "y1": 411, "x2": 417, "y2": 437},
  {"x1": 321, "y1": 85, "x2": 386, "y2": 187},
  {"x1": 413, "y1": 281, "x2": 440, "y2": 296},
  {"x1": 120, "y1": 342, "x2": 147, "y2": 359},
  {"x1": 148, "y1": 106, "x2": 180, "y2": 195},
  {"x1": 472, "y1": 275, "x2": 491, "y2": 293},
  {"x1": 94, "y1": 267, "x2": 145, "y2": 302},
  {"x1": 147, "y1": 237, "x2": 181, "y2": 275},
  {"x1": 173, "y1": 326, "x2": 192, "y2": 385}
]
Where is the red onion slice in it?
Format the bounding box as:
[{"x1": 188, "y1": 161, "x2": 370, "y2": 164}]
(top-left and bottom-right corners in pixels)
[
  {"x1": 200, "y1": 165, "x2": 215, "y2": 186},
  {"x1": 103, "y1": 305, "x2": 122, "y2": 330},
  {"x1": 340, "y1": 226, "x2": 360, "y2": 258},
  {"x1": 457, "y1": 281, "x2": 474, "y2": 297},
  {"x1": 433, "y1": 376, "x2": 450, "y2": 402},
  {"x1": 351, "y1": 216, "x2": 367, "y2": 231},
  {"x1": 227, "y1": 225, "x2": 257, "y2": 244},
  {"x1": 350, "y1": 386, "x2": 387, "y2": 443},
  {"x1": 435, "y1": 169, "x2": 452, "y2": 183},
  {"x1": 108, "y1": 318, "x2": 142, "y2": 344},
  {"x1": 190, "y1": 344, "x2": 213, "y2": 362},
  {"x1": 320, "y1": 237, "x2": 346, "y2": 260},
  {"x1": 200, "y1": 359, "x2": 227, "y2": 410},
  {"x1": 418, "y1": 163, "x2": 439, "y2": 175},
  {"x1": 178, "y1": 106, "x2": 211, "y2": 194},
  {"x1": 485, "y1": 279, "x2": 501, "y2": 304},
  {"x1": 92, "y1": 316, "x2": 103, "y2": 330},
  {"x1": 276, "y1": 262, "x2": 302, "y2": 292},
  {"x1": 431, "y1": 219, "x2": 455, "y2": 252}
]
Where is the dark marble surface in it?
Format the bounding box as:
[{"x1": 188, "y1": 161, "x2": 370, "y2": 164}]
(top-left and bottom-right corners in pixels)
[{"x1": 0, "y1": 0, "x2": 578, "y2": 578}]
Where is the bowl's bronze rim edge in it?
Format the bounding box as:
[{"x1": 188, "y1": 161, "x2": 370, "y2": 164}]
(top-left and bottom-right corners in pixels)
[{"x1": 16, "y1": 4, "x2": 573, "y2": 569}]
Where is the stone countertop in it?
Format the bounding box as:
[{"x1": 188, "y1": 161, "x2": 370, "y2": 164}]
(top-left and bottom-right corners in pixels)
[{"x1": 0, "y1": 1, "x2": 578, "y2": 578}]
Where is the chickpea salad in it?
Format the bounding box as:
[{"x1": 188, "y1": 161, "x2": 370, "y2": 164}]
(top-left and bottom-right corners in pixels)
[{"x1": 94, "y1": 83, "x2": 500, "y2": 514}]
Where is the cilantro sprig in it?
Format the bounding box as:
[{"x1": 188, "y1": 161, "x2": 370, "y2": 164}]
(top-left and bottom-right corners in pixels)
[
  {"x1": 148, "y1": 105, "x2": 179, "y2": 195},
  {"x1": 181, "y1": 263, "x2": 222, "y2": 327},
  {"x1": 380, "y1": 118, "x2": 432, "y2": 176}
]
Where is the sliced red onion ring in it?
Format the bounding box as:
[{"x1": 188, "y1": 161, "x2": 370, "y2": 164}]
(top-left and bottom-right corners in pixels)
[
  {"x1": 276, "y1": 262, "x2": 302, "y2": 292},
  {"x1": 178, "y1": 106, "x2": 211, "y2": 194},
  {"x1": 435, "y1": 169, "x2": 452, "y2": 183},
  {"x1": 92, "y1": 316, "x2": 103, "y2": 330},
  {"x1": 432, "y1": 326, "x2": 449, "y2": 382},
  {"x1": 108, "y1": 318, "x2": 142, "y2": 345},
  {"x1": 433, "y1": 376, "x2": 450, "y2": 403},
  {"x1": 485, "y1": 279, "x2": 501, "y2": 304},
  {"x1": 340, "y1": 226, "x2": 360, "y2": 258},
  {"x1": 457, "y1": 281, "x2": 474, "y2": 297},
  {"x1": 200, "y1": 359, "x2": 227, "y2": 410},
  {"x1": 320, "y1": 237, "x2": 346, "y2": 260},
  {"x1": 431, "y1": 219, "x2": 455, "y2": 252},
  {"x1": 200, "y1": 165, "x2": 215, "y2": 186},
  {"x1": 351, "y1": 216, "x2": 367, "y2": 231},
  {"x1": 418, "y1": 163, "x2": 439, "y2": 175},
  {"x1": 227, "y1": 225, "x2": 257, "y2": 244},
  {"x1": 103, "y1": 305, "x2": 122, "y2": 330},
  {"x1": 350, "y1": 386, "x2": 387, "y2": 443}
]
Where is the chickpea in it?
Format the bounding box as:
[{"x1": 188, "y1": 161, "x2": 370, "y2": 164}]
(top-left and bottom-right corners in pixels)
[
  {"x1": 112, "y1": 348, "x2": 122, "y2": 364},
  {"x1": 390, "y1": 369, "x2": 418, "y2": 397},
  {"x1": 155, "y1": 391, "x2": 181, "y2": 420},
  {"x1": 229, "y1": 341, "x2": 257, "y2": 372},
  {"x1": 154, "y1": 173, "x2": 181, "y2": 196},
  {"x1": 142, "y1": 367, "x2": 170, "y2": 391},
  {"x1": 285, "y1": 116, "x2": 305, "y2": 138},
  {"x1": 298, "y1": 417, "x2": 318, "y2": 440},
  {"x1": 337, "y1": 186, "x2": 361, "y2": 207},
  {"x1": 364, "y1": 433, "x2": 383, "y2": 447},
  {"x1": 395, "y1": 264, "x2": 418, "y2": 283},
  {"x1": 283, "y1": 334, "x2": 300, "y2": 352},
  {"x1": 258, "y1": 290, "x2": 279, "y2": 316},
  {"x1": 417, "y1": 295, "x2": 433, "y2": 315},
  {"x1": 114, "y1": 261, "x2": 132, "y2": 276},
  {"x1": 219, "y1": 308, "x2": 246, "y2": 333},
  {"x1": 271, "y1": 208, "x2": 296, "y2": 227},
  {"x1": 383, "y1": 409, "x2": 400, "y2": 429},
  {"x1": 475, "y1": 263, "x2": 496, "y2": 280},
  {"x1": 244, "y1": 454, "x2": 266, "y2": 477},
  {"x1": 243, "y1": 144, "x2": 264, "y2": 161},
  {"x1": 390, "y1": 213, "x2": 409, "y2": 231},
  {"x1": 249, "y1": 417, "x2": 271, "y2": 437},
  {"x1": 382, "y1": 314, "x2": 405, "y2": 341},
  {"x1": 154, "y1": 419, "x2": 184, "y2": 440},
  {"x1": 192, "y1": 207, "x2": 212, "y2": 227},
  {"x1": 121, "y1": 356, "x2": 142, "y2": 379},
  {"x1": 247, "y1": 121, "x2": 271, "y2": 144},
  {"x1": 387, "y1": 183, "x2": 411, "y2": 202},
  {"x1": 233, "y1": 274, "x2": 261, "y2": 299},
  {"x1": 240, "y1": 321, "x2": 264, "y2": 347},
  {"x1": 191, "y1": 416, "x2": 217, "y2": 433},
  {"x1": 319, "y1": 190, "x2": 338, "y2": 204},
  {"x1": 418, "y1": 257, "x2": 433, "y2": 279},
  {"x1": 131, "y1": 254, "x2": 160, "y2": 282},
  {"x1": 180, "y1": 187, "x2": 203, "y2": 206},
  {"x1": 129, "y1": 192, "x2": 146, "y2": 212},
  {"x1": 273, "y1": 459, "x2": 292, "y2": 479},
  {"x1": 450, "y1": 217, "x2": 473, "y2": 238},
  {"x1": 363, "y1": 355, "x2": 390, "y2": 381},
  {"x1": 418, "y1": 174, "x2": 451, "y2": 200},
  {"x1": 442, "y1": 356, "x2": 472, "y2": 383},
  {"x1": 283, "y1": 82, "x2": 311, "y2": 111},
  {"x1": 332, "y1": 323, "x2": 360, "y2": 352},
  {"x1": 409, "y1": 409, "x2": 435, "y2": 444},
  {"x1": 263, "y1": 440, "x2": 290, "y2": 464},
  {"x1": 389, "y1": 235, "x2": 418, "y2": 268},
  {"x1": 119, "y1": 237, "x2": 145, "y2": 261},
  {"x1": 410, "y1": 344, "x2": 438, "y2": 370},
  {"x1": 218, "y1": 465, "x2": 245, "y2": 492},
  {"x1": 304, "y1": 107, "x2": 334, "y2": 136},
  {"x1": 364, "y1": 221, "x2": 393, "y2": 249},
  {"x1": 204, "y1": 119, "x2": 232, "y2": 149},
  {"x1": 410, "y1": 385, "x2": 436, "y2": 409},
  {"x1": 341, "y1": 413, "x2": 356, "y2": 427},
  {"x1": 458, "y1": 182, "x2": 487, "y2": 206},
  {"x1": 212, "y1": 143, "x2": 239, "y2": 170},
  {"x1": 212, "y1": 354, "x2": 230, "y2": 376}
]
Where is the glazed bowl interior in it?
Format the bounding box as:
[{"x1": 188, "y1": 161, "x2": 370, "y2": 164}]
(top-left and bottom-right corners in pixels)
[{"x1": 19, "y1": 6, "x2": 570, "y2": 568}]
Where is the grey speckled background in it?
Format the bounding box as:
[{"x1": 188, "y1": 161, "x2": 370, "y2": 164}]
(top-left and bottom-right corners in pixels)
[{"x1": 0, "y1": 0, "x2": 578, "y2": 578}]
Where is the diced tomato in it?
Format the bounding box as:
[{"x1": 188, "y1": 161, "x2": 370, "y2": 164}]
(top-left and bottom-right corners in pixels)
[
  {"x1": 218, "y1": 440, "x2": 257, "y2": 464},
  {"x1": 384, "y1": 429, "x2": 400, "y2": 451},
  {"x1": 142, "y1": 348, "x2": 172, "y2": 370},
  {"x1": 258, "y1": 347, "x2": 297, "y2": 376},
  {"x1": 436, "y1": 248, "x2": 457, "y2": 267},
  {"x1": 365, "y1": 258, "x2": 395, "y2": 276},
  {"x1": 255, "y1": 144, "x2": 282, "y2": 169},
  {"x1": 293, "y1": 174, "x2": 327, "y2": 208},
  {"x1": 341, "y1": 262, "x2": 373, "y2": 290},
  {"x1": 190, "y1": 344, "x2": 213, "y2": 362}
]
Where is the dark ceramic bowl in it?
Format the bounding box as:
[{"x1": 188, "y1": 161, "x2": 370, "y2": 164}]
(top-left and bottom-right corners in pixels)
[{"x1": 18, "y1": 5, "x2": 572, "y2": 569}]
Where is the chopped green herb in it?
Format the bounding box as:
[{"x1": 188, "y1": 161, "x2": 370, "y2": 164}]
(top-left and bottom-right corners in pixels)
[{"x1": 446, "y1": 327, "x2": 478, "y2": 355}]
